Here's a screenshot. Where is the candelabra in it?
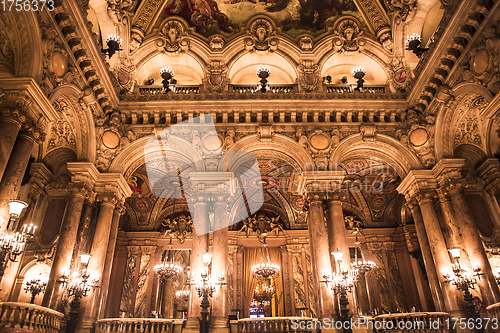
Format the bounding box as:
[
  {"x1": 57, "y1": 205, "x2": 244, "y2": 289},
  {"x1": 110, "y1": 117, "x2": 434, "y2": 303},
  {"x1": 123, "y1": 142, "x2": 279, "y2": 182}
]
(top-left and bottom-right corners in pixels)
[
  {"x1": 405, "y1": 33, "x2": 428, "y2": 57},
  {"x1": 444, "y1": 247, "x2": 483, "y2": 318},
  {"x1": 322, "y1": 250, "x2": 355, "y2": 333},
  {"x1": 252, "y1": 234, "x2": 280, "y2": 279},
  {"x1": 154, "y1": 237, "x2": 183, "y2": 279},
  {"x1": 102, "y1": 35, "x2": 122, "y2": 58},
  {"x1": 24, "y1": 275, "x2": 47, "y2": 304},
  {"x1": 0, "y1": 222, "x2": 36, "y2": 282},
  {"x1": 194, "y1": 252, "x2": 225, "y2": 333},
  {"x1": 160, "y1": 67, "x2": 176, "y2": 93},
  {"x1": 351, "y1": 66, "x2": 366, "y2": 92},
  {"x1": 61, "y1": 254, "x2": 98, "y2": 333},
  {"x1": 257, "y1": 66, "x2": 271, "y2": 93}
]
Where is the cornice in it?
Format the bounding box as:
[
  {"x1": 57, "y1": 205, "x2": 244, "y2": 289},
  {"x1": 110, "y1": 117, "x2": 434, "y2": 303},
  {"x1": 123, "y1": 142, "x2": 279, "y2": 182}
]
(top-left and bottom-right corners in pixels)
[{"x1": 0, "y1": 77, "x2": 58, "y2": 123}]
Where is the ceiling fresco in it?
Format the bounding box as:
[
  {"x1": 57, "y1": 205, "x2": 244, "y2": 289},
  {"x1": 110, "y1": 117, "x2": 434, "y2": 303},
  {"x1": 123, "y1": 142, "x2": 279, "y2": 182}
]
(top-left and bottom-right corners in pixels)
[{"x1": 159, "y1": 0, "x2": 365, "y2": 37}]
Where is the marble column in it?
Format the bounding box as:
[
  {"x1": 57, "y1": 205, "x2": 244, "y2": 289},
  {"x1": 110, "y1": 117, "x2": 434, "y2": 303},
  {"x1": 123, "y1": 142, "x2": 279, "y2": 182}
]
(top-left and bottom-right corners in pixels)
[
  {"x1": 42, "y1": 182, "x2": 91, "y2": 309},
  {"x1": 325, "y1": 194, "x2": 355, "y2": 315},
  {"x1": 409, "y1": 202, "x2": 446, "y2": 312},
  {"x1": 449, "y1": 184, "x2": 500, "y2": 305},
  {"x1": 77, "y1": 193, "x2": 118, "y2": 332},
  {"x1": 0, "y1": 132, "x2": 37, "y2": 232},
  {"x1": 184, "y1": 199, "x2": 209, "y2": 333},
  {"x1": 97, "y1": 206, "x2": 124, "y2": 319},
  {"x1": 0, "y1": 112, "x2": 24, "y2": 181},
  {"x1": 162, "y1": 278, "x2": 174, "y2": 318},
  {"x1": 211, "y1": 198, "x2": 229, "y2": 333},
  {"x1": 307, "y1": 193, "x2": 335, "y2": 318},
  {"x1": 417, "y1": 193, "x2": 460, "y2": 312},
  {"x1": 436, "y1": 189, "x2": 468, "y2": 256}
]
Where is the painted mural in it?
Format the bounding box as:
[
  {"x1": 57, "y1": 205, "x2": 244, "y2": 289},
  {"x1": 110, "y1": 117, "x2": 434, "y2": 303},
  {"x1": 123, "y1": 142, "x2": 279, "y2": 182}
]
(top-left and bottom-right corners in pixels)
[{"x1": 162, "y1": 0, "x2": 363, "y2": 36}]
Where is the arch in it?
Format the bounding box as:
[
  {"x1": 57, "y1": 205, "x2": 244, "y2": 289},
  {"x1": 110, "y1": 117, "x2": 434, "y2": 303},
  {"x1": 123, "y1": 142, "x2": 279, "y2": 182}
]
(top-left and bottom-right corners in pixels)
[
  {"x1": 454, "y1": 144, "x2": 487, "y2": 172},
  {"x1": 46, "y1": 90, "x2": 96, "y2": 163},
  {"x1": 42, "y1": 148, "x2": 77, "y2": 177},
  {"x1": 135, "y1": 51, "x2": 205, "y2": 85},
  {"x1": 330, "y1": 134, "x2": 423, "y2": 177},
  {"x1": 320, "y1": 52, "x2": 388, "y2": 85},
  {"x1": 229, "y1": 134, "x2": 315, "y2": 171},
  {"x1": 228, "y1": 53, "x2": 297, "y2": 85},
  {"x1": 16, "y1": 261, "x2": 51, "y2": 305},
  {"x1": 109, "y1": 135, "x2": 205, "y2": 178},
  {"x1": 435, "y1": 90, "x2": 491, "y2": 160}
]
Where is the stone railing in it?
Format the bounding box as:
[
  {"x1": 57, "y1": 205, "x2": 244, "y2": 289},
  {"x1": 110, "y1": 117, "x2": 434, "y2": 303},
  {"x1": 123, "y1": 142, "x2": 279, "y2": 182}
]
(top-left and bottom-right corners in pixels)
[
  {"x1": 231, "y1": 85, "x2": 295, "y2": 94},
  {"x1": 138, "y1": 86, "x2": 200, "y2": 95},
  {"x1": 486, "y1": 302, "x2": 500, "y2": 319},
  {"x1": 0, "y1": 302, "x2": 65, "y2": 332},
  {"x1": 373, "y1": 312, "x2": 452, "y2": 332},
  {"x1": 95, "y1": 318, "x2": 185, "y2": 333},
  {"x1": 230, "y1": 317, "x2": 320, "y2": 333},
  {"x1": 326, "y1": 85, "x2": 386, "y2": 94}
]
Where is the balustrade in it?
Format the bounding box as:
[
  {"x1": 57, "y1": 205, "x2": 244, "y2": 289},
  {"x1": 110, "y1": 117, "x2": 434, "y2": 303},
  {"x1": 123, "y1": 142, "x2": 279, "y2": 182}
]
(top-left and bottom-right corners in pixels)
[
  {"x1": 373, "y1": 312, "x2": 453, "y2": 332},
  {"x1": 138, "y1": 86, "x2": 200, "y2": 95},
  {"x1": 0, "y1": 302, "x2": 64, "y2": 333},
  {"x1": 231, "y1": 85, "x2": 294, "y2": 94},
  {"x1": 230, "y1": 317, "x2": 320, "y2": 333},
  {"x1": 95, "y1": 318, "x2": 185, "y2": 333},
  {"x1": 326, "y1": 85, "x2": 386, "y2": 94}
]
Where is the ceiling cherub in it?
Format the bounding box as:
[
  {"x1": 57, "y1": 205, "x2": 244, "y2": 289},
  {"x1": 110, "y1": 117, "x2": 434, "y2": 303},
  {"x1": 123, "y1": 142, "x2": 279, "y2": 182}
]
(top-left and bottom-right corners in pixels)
[{"x1": 161, "y1": 214, "x2": 194, "y2": 243}]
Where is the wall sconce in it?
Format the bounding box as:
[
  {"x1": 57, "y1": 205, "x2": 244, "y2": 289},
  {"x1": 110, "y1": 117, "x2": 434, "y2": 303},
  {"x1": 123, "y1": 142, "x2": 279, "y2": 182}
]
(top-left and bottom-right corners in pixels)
[
  {"x1": 102, "y1": 35, "x2": 122, "y2": 58},
  {"x1": 405, "y1": 33, "x2": 428, "y2": 57},
  {"x1": 160, "y1": 67, "x2": 176, "y2": 93},
  {"x1": 62, "y1": 253, "x2": 98, "y2": 333},
  {"x1": 443, "y1": 248, "x2": 483, "y2": 318},
  {"x1": 7, "y1": 200, "x2": 27, "y2": 229},
  {"x1": 0, "y1": 223, "x2": 36, "y2": 281}
]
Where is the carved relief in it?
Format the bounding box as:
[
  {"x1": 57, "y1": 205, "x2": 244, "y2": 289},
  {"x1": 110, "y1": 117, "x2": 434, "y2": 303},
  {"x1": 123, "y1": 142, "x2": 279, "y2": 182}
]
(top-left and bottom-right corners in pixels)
[
  {"x1": 298, "y1": 61, "x2": 319, "y2": 92},
  {"x1": 0, "y1": 12, "x2": 16, "y2": 72},
  {"x1": 107, "y1": 0, "x2": 136, "y2": 25},
  {"x1": 244, "y1": 18, "x2": 278, "y2": 53},
  {"x1": 333, "y1": 19, "x2": 364, "y2": 53},
  {"x1": 161, "y1": 214, "x2": 193, "y2": 243},
  {"x1": 160, "y1": 19, "x2": 189, "y2": 53},
  {"x1": 454, "y1": 114, "x2": 482, "y2": 147},
  {"x1": 205, "y1": 61, "x2": 228, "y2": 92},
  {"x1": 384, "y1": 0, "x2": 417, "y2": 23},
  {"x1": 47, "y1": 120, "x2": 77, "y2": 152},
  {"x1": 239, "y1": 213, "x2": 283, "y2": 242}
]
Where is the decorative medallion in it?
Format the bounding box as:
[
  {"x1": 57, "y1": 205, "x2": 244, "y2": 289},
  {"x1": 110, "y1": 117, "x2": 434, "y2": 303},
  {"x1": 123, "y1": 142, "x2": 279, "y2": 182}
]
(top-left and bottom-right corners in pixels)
[
  {"x1": 471, "y1": 48, "x2": 490, "y2": 75},
  {"x1": 102, "y1": 130, "x2": 121, "y2": 149},
  {"x1": 51, "y1": 51, "x2": 67, "y2": 77},
  {"x1": 409, "y1": 128, "x2": 428, "y2": 147},
  {"x1": 309, "y1": 133, "x2": 330, "y2": 150},
  {"x1": 202, "y1": 135, "x2": 222, "y2": 151}
]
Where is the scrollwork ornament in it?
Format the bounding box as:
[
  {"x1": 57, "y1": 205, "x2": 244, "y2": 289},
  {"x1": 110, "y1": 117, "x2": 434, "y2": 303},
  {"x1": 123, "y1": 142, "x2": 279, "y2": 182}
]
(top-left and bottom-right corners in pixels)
[
  {"x1": 333, "y1": 19, "x2": 364, "y2": 53},
  {"x1": 161, "y1": 214, "x2": 193, "y2": 243},
  {"x1": 205, "y1": 61, "x2": 228, "y2": 92}
]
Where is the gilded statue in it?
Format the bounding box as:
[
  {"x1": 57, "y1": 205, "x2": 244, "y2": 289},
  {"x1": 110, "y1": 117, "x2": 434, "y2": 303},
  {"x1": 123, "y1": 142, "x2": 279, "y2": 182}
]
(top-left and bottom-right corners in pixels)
[{"x1": 161, "y1": 214, "x2": 193, "y2": 243}]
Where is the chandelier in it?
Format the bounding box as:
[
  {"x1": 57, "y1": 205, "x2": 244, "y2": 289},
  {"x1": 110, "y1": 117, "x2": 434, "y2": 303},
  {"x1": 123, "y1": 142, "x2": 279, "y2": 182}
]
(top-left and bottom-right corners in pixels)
[
  {"x1": 175, "y1": 289, "x2": 190, "y2": 302},
  {"x1": 154, "y1": 237, "x2": 182, "y2": 279},
  {"x1": 0, "y1": 223, "x2": 36, "y2": 268},
  {"x1": 254, "y1": 279, "x2": 274, "y2": 303},
  {"x1": 251, "y1": 234, "x2": 280, "y2": 279}
]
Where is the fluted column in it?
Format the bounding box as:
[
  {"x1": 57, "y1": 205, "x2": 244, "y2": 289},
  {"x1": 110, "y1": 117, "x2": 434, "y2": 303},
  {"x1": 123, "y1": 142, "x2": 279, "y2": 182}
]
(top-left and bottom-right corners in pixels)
[
  {"x1": 0, "y1": 132, "x2": 38, "y2": 232},
  {"x1": 184, "y1": 198, "x2": 210, "y2": 333},
  {"x1": 408, "y1": 201, "x2": 446, "y2": 312},
  {"x1": 211, "y1": 197, "x2": 229, "y2": 333},
  {"x1": 97, "y1": 204, "x2": 125, "y2": 319},
  {"x1": 448, "y1": 184, "x2": 500, "y2": 305},
  {"x1": 42, "y1": 182, "x2": 93, "y2": 309},
  {"x1": 417, "y1": 192, "x2": 460, "y2": 312},
  {"x1": 307, "y1": 193, "x2": 335, "y2": 318},
  {"x1": 0, "y1": 110, "x2": 25, "y2": 181}
]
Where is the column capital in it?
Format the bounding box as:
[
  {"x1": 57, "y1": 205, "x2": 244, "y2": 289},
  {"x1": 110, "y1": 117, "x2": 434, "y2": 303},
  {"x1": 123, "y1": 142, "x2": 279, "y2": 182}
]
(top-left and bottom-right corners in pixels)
[
  {"x1": 397, "y1": 169, "x2": 437, "y2": 201},
  {"x1": 67, "y1": 182, "x2": 96, "y2": 201},
  {"x1": 297, "y1": 171, "x2": 345, "y2": 196},
  {"x1": 477, "y1": 159, "x2": 500, "y2": 196},
  {"x1": 95, "y1": 173, "x2": 132, "y2": 206}
]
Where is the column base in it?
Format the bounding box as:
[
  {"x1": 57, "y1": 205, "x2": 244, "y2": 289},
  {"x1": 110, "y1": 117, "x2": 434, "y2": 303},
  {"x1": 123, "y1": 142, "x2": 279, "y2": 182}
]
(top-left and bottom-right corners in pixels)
[
  {"x1": 74, "y1": 318, "x2": 94, "y2": 333},
  {"x1": 182, "y1": 317, "x2": 200, "y2": 333},
  {"x1": 209, "y1": 317, "x2": 229, "y2": 333}
]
